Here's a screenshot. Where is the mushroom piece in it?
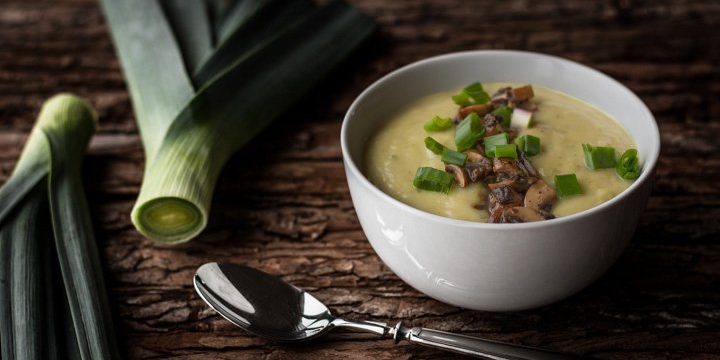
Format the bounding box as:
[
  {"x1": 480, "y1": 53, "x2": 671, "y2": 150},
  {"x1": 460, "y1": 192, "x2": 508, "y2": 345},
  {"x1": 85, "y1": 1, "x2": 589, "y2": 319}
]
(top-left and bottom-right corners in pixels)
[
  {"x1": 510, "y1": 85, "x2": 534, "y2": 103},
  {"x1": 488, "y1": 185, "x2": 523, "y2": 206},
  {"x1": 517, "y1": 151, "x2": 539, "y2": 178},
  {"x1": 500, "y1": 206, "x2": 546, "y2": 223},
  {"x1": 492, "y1": 158, "x2": 525, "y2": 178},
  {"x1": 465, "y1": 159, "x2": 493, "y2": 183},
  {"x1": 487, "y1": 175, "x2": 537, "y2": 193},
  {"x1": 482, "y1": 113, "x2": 504, "y2": 136},
  {"x1": 524, "y1": 179, "x2": 557, "y2": 213},
  {"x1": 464, "y1": 149, "x2": 485, "y2": 163},
  {"x1": 445, "y1": 164, "x2": 469, "y2": 188},
  {"x1": 457, "y1": 104, "x2": 492, "y2": 120},
  {"x1": 487, "y1": 186, "x2": 523, "y2": 223},
  {"x1": 465, "y1": 149, "x2": 493, "y2": 182},
  {"x1": 491, "y1": 87, "x2": 512, "y2": 106}
]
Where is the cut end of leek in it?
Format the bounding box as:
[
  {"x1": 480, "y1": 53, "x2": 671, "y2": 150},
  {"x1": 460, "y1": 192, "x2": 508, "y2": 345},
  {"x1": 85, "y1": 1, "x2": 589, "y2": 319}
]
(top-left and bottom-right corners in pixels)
[{"x1": 131, "y1": 197, "x2": 205, "y2": 243}]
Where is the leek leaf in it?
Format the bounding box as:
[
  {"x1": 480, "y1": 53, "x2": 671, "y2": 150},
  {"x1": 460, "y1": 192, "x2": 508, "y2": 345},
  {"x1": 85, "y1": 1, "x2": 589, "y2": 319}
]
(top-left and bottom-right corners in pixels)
[
  {"x1": 214, "y1": 0, "x2": 272, "y2": 45},
  {"x1": 193, "y1": 0, "x2": 314, "y2": 86},
  {"x1": 0, "y1": 191, "x2": 50, "y2": 360},
  {"x1": 99, "y1": 0, "x2": 194, "y2": 159},
  {"x1": 0, "y1": 129, "x2": 49, "y2": 225},
  {"x1": 42, "y1": 96, "x2": 120, "y2": 359},
  {"x1": 160, "y1": 0, "x2": 214, "y2": 74}
]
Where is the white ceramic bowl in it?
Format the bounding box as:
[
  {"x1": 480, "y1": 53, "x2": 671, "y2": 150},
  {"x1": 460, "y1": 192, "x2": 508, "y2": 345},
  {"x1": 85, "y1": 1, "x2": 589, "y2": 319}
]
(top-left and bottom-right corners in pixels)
[{"x1": 341, "y1": 50, "x2": 660, "y2": 311}]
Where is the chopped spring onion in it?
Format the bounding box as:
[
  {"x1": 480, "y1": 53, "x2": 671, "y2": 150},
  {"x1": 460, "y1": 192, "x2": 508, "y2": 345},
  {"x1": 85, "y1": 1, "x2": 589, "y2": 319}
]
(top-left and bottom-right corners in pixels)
[
  {"x1": 451, "y1": 93, "x2": 471, "y2": 106},
  {"x1": 510, "y1": 108, "x2": 533, "y2": 128},
  {"x1": 452, "y1": 82, "x2": 490, "y2": 106},
  {"x1": 424, "y1": 137, "x2": 446, "y2": 155},
  {"x1": 582, "y1": 144, "x2": 617, "y2": 170},
  {"x1": 492, "y1": 105, "x2": 513, "y2": 128},
  {"x1": 424, "y1": 115, "x2": 453, "y2": 132},
  {"x1": 515, "y1": 134, "x2": 541, "y2": 156},
  {"x1": 617, "y1": 149, "x2": 640, "y2": 180},
  {"x1": 483, "y1": 132, "x2": 509, "y2": 158},
  {"x1": 101, "y1": 0, "x2": 375, "y2": 243},
  {"x1": 493, "y1": 144, "x2": 518, "y2": 159},
  {"x1": 554, "y1": 173, "x2": 583, "y2": 198},
  {"x1": 454, "y1": 113, "x2": 485, "y2": 152},
  {"x1": 441, "y1": 148, "x2": 468, "y2": 166},
  {"x1": 413, "y1": 167, "x2": 455, "y2": 194}
]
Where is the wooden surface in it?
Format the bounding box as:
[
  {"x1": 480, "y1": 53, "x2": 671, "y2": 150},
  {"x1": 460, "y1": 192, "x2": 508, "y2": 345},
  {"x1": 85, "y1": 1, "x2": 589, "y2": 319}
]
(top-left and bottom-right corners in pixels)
[{"x1": 1, "y1": 0, "x2": 720, "y2": 359}]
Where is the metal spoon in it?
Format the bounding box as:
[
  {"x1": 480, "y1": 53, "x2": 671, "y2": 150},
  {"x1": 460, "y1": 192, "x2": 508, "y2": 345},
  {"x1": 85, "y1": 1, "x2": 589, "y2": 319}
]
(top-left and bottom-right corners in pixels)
[{"x1": 194, "y1": 262, "x2": 579, "y2": 359}]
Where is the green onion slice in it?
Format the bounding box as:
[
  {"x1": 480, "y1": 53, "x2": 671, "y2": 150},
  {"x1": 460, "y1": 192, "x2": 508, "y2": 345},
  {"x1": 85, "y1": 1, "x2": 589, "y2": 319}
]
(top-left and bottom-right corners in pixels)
[
  {"x1": 617, "y1": 149, "x2": 640, "y2": 180},
  {"x1": 451, "y1": 93, "x2": 471, "y2": 106},
  {"x1": 493, "y1": 144, "x2": 518, "y2": 159},
  {"x1": 492, "y1": 105, "x2": 513, "y2": 128},
  {"x1": 454, "y1": 113, "x2": 485, "y2": 152},
  {"x1": 413, "y1": 167, "x2": 454, "y2": 194},
  {"x1": 424, "y1": 115, "x2": 453, "y2": 132},
  {"x1": 582, "y1": 144, "x2": 617, "y2": 170},
  {"x1": 554, "y1": 173, "x2": 582, "y2": 198},
  {"x1": 483, "y1": 132, "x2": 509, "y2": 158},
  {"x1": 424, "y1": 137, "x2": 446, "y2": 155},
  {"x1": 515, "y1": 134, "x2": 541, "y2": 156},
  {"x1": 441, "y1": 148, "x2": 468, "y2": 166},
  {"x1": 452, "y1": 82, "x2": 490, "y2": 106}
]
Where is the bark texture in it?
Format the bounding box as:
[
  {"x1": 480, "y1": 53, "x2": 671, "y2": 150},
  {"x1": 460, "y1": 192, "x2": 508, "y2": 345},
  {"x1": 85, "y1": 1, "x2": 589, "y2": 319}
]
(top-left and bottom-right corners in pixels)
[{"x1": 1, "y1": 0, "x2": 719, "y2": 359}]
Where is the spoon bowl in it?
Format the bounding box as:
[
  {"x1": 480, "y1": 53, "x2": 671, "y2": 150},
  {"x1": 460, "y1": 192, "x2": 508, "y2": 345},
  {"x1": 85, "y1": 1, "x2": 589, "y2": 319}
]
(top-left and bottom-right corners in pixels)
[{"x1": 194, "y1": 263, "x2": 333, "y2": 341}]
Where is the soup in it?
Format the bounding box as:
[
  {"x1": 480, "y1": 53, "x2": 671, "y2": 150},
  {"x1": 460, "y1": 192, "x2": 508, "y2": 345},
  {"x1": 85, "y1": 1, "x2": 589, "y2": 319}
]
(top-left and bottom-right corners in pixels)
[{"x1": 364, "y1": 83, "x2": 637, "y2": 223}]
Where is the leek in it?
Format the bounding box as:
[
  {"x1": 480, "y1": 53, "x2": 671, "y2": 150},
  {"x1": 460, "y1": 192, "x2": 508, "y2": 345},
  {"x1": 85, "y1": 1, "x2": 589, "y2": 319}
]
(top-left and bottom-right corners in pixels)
[
  {"x1": 100, "y1": 0, "x2": 375, "y2": 243},
  {"x1": 0, "y1": 95, "x2": 119, "y2": 359}
]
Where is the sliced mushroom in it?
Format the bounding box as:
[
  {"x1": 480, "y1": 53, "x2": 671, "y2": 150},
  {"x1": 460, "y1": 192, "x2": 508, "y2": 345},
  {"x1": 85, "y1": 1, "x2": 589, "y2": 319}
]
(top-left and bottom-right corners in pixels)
[
  {"x1": 487, "y1": 186, "x2": 523, "y2": 223},
  {"x1": 457, "y1": 104, "x2": 491, "y2": 119},
  {"x1": 517, "y1": 152, "x2": 539, "y2": 178},
  {"x1": 488, "y1": 186, "x2": 523, "y2": 207},
  {"x1": 492, "y1": 158, "x2": 525, "y2": 178},
  {"x1": 482, "y1": 113, "x2": 504, "y2": 136},
  {"x1": 487, "y1": 207, "x2": 504, "y2": 223},
  {"x1": 511, "y1": 85, "x2": 534, "y2": 103},
  {"x1": 524, "y1": 179, "x2": 557, "y2": 212},
  {"x1": 465, "y1": 160, "x2": 493, "y2": 183},
  {"x1": 500, "y1": 206, "x2": 546, "y2": 223},
  {"x1": 445, "y1": 164, "x2": 469, "y2": 188},
  {"x1": 487, "y1": 175, "x2": 537, "y2": 192},
  {"x1": 464, "y1": 149, "x2": 492, "y2": 180},
  {"x1": 490, "y1": 87, "x2": 512, "y2": 106},
  {"x1": 464, "y1": 149, "x2": 484, "y2": 162}
]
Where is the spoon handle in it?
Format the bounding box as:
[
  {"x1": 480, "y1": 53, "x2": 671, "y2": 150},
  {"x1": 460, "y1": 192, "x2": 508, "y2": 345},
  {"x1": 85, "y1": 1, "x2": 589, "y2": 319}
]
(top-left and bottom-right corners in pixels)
[{"x1": 394, "y1": 324, "x2": 580, "y2": 360}]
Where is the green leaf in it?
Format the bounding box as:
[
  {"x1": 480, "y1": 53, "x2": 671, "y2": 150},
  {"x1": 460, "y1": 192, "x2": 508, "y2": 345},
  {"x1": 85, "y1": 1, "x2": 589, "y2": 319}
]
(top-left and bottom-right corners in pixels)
[
  {"x1": 0, "y1": 128, "x2": 49, "y2": 226},
  {"x1": 193, "y1": 0, "x2": 314, "y2": 86},
  {"x1": 215, "y1": 0, "x2": 275, "y2": 45},
  {"x1": 0, "y1": 190, "x2": 52, "y2": 360},
  {"x1": 160, "y1": 0, "x2": 214, "y2": 74},
  {"x1": 99, "y1": 0, "x2": 195, "y2": 159}
]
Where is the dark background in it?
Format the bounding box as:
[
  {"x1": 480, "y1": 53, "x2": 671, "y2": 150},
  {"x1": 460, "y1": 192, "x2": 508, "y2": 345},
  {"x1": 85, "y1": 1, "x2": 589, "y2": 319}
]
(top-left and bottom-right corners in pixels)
[{"x1": 1, "y1": 0, "x2": 719, "y2": 358}]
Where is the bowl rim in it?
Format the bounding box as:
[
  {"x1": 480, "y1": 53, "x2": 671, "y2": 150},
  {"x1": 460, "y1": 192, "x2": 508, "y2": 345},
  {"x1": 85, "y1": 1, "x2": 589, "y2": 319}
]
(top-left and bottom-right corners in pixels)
[{"x1": 340, "y1": 50, "x2": 660, "y2": 230}]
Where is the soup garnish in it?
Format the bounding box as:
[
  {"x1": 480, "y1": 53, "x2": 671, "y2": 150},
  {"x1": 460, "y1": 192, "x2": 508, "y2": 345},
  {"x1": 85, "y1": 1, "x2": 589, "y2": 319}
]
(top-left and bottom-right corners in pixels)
[{"x1": 405, "y1": 83, "x2": 641, "y2": 223}]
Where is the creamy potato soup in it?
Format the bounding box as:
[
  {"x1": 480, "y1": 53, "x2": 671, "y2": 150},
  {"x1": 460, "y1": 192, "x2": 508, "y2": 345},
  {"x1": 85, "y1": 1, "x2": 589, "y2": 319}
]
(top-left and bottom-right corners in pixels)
[{"x1": 364, "y1": 83, "x2": 637, "y2": 222}]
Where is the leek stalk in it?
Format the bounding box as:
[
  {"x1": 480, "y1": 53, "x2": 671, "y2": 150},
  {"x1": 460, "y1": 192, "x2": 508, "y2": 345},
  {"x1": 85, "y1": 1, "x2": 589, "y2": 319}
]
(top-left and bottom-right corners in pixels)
[
  {"x1": 100, "y1": 0, "x2": 375, "y2": 243},
  {"x1": 0, "y1": 95, "x2": 119, "y2": 359}
]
